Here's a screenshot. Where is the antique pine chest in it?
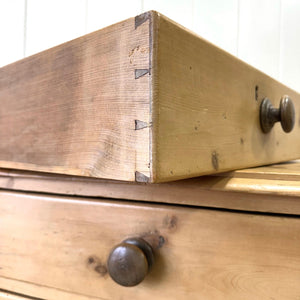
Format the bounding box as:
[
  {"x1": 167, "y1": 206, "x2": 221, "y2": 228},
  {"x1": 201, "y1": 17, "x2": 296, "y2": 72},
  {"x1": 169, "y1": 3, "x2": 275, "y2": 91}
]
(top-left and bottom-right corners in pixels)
[
  {"x1": 0, "y1": 11, "x2": 300, "y2": 300},
  {"x1": 0, "y1": 161, "x2": 300, "y2": 299}
]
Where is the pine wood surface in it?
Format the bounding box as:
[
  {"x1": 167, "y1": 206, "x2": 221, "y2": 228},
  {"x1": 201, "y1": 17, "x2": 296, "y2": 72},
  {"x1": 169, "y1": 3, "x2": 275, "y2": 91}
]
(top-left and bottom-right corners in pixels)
[
  {"x1": 153, "y1": 13, "x2": 300, "y2": 182},
  {"x1": 0, "y1": 14, "x2": 151, "y2": 182},
  {"x1": 223, "y1": 159, "x2": 300, "y2": 180},
  {"x1": 0, "y1": 160, "x2": 299, "y2": 215},
  {"x1": 1, "y1": 11, "x2": 300, "y2": 183},
  {"x1": 0, "y1": 291, "x2": 32, "y2": 300},
  {"x1": 0, "y1": 192, "x2": 300, "y2": 299},
  {"x1": 0, "y1": 280, "x2": 101, "y2": 300}
]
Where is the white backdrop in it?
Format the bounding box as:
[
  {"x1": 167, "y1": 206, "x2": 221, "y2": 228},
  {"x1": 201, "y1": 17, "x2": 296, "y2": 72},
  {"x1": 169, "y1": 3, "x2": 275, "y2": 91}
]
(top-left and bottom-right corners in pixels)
[{"x1": 1, "y1": 0, "x2": 299, "y2": 92}]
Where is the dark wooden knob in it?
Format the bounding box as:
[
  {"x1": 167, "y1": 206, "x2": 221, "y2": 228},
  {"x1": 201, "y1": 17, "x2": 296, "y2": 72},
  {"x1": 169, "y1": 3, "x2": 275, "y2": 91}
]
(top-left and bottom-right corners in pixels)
[
  {"x1": 107, "y1": 237, "x2": 154, "y2": 287},
  {"x1": 260, "y1": 96, "x2": 295, "y2": 133}
]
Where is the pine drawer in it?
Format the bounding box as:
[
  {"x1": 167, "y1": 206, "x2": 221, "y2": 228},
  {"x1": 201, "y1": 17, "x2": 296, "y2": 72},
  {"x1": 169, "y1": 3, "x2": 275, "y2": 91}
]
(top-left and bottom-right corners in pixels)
[
  {"x1": 1, "y1": 11, "x2": 300, "y2": 183},
  {"x1": 1, "y1": 191, "x2": 300, "y2": 299}
]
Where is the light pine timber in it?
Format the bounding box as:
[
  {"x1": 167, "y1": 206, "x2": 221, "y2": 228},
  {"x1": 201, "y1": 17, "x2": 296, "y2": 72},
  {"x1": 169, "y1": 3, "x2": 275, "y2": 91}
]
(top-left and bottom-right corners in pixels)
[
  {"x1": 0, "y1": 161, "x2": 300, "y2": 215},
  {"x1": 152, "y1": 12, "x2": 300, "y2": 181},
  {"x1": 222, "y1": 159, "x2": 300, "y2": 180},
  {"x1": 0, "y1": 192, "x2": 300, "y2": 299},
  {"x1": 0, "y1": 280, "x2": 102, "y2": 300},
  {"x1": 0, "y1": 13, "x2": 151, "y2": 182},
  {"x1": 1, "y1": 11, "x2": 300, "y2": 182},
  {"x1": 0, "y1": 290, "x2": 33, "y2": 300}
]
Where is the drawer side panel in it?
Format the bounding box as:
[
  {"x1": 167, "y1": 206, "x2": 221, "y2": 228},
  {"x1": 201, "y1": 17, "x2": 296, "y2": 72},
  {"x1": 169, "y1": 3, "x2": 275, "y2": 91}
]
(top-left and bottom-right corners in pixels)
[{"x1": 0, "y1": 14, "x2": 151, "y2": 182}]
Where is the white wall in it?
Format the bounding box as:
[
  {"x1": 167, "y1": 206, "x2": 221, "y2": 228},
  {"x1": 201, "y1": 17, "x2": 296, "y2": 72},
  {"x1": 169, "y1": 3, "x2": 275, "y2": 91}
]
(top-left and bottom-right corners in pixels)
[{"x1": 0, "y1": 0, "x2": 299, "y2": 92}]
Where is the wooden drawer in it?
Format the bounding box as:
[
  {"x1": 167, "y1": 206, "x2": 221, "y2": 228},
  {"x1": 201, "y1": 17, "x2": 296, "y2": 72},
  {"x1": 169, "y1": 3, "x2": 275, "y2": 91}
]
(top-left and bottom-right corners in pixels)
[
  {"x1": 1, "y1": 191, "x2": 300, "y2": 299},
  {"x1": 0, "y1": 11, "x2": 300, "y2": 183}
]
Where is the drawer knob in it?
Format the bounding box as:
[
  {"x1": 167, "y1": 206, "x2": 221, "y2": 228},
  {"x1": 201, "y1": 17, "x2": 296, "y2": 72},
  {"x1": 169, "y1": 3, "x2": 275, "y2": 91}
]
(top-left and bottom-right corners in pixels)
[
  {"x1": 260, "y1": 96, "x2": 295, "y2": 133},
  {"x1": 107, "y1": 237, "x2": 154, "y2": 287}
]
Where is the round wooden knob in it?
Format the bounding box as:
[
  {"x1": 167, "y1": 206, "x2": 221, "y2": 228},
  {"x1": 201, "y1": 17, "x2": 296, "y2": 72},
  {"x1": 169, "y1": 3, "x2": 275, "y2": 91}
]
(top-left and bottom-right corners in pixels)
[
  {"x1": 260, "y1": 96, "x2": 295, "y2": 133},
  {"x1": 107, "y1": 237, "x2": 154, "y2": 287}
]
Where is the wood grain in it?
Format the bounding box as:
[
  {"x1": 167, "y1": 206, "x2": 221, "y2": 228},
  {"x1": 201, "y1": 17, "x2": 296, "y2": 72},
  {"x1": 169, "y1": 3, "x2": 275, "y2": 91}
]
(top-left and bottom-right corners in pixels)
[
  {"x1": 0, "y1": 290, "x2": 32, "y2": 300},
  {"x1": 152, "y1": 12, "x2": 300, "y2": 182},
  {"x1": 1, "y1": 11, "x2": 300, "y2": 183},
  {"x1": 223, "y1": 159, "x2": 300, "y2": 180},
  {"x1": 0, "y1": 160, "x2": 300, "y2": 215},
  {"x1": 0, "y1": 13, "x2": 151, "y2": 182},
  {"x1": 0, "y1": 279, "x2": 102, "y2": 300},
  {"x1": 1, "y1": 192, "x2": 300, "y2": 299}
]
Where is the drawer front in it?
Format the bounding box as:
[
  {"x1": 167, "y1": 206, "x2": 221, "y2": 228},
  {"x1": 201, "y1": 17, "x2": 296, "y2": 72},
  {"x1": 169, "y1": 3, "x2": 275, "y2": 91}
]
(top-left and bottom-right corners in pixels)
[
  {"x1": 1, "y1": 191, "x2": 300, "y2": 299},
  {"x1": 154, "y1": 13, "x2": 300, "y2": 182}
]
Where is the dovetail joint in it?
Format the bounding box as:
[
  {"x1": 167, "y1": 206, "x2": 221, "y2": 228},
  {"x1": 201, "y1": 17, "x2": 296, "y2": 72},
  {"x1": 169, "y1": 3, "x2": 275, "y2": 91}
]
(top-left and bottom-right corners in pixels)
[
  {"x1": 135, "y1": 120, "x2": 148, "y2": 130},
  {"x1": 135, "y1": 171, "x2": 150, "y2": 183},
  {"x1": 135, "y1": 69, "x2": 149, "y2": 79},
  {"x1": 135, "y1": 11, "x2": 151, "y2": 29}
]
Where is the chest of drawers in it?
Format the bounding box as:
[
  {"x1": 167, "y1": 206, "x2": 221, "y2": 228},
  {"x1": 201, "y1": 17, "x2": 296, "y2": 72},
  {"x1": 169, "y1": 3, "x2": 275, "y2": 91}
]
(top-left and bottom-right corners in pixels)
[
  {"x1": 1, "y1": 161, "x2": 300, "y2": 299},
  {"x1": 1, "y1": 10, "x2": 300, "y2": 300}
]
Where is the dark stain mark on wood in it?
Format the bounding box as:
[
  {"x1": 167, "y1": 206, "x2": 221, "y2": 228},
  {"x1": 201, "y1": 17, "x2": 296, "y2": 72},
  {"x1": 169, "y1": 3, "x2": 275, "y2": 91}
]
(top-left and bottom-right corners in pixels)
[
  {"x1": 135, "y1": 69, "x2": 149, "y2": 79},
  {"x1": 194, "y1": 126, "x2": 198, "y2": 130},
  {"x1": 163, "y1": 215, "x2": 178, "y2": 232},
  {"x1": 276, "y1": 141, "x2": 279, "y2": 146},
  {"x1": 141, "y1": 231, "x2": 166, "y2": 250},
  {"x1": 87, "y1": 255, "x2": 107, "y2": 277},
  {"x1": 170, "y1": 170, "x2": 173, "y2": 175},
  {"x1": 212, "y1": 151, "x2": 219, "y2": 170},
  {"x1": 158, "y1": 236, "x2": 165, "y2": 248},
  {"x1": 135, "y1": 171, "x2": 150, "y2": 183},
  {"x1": 135, "y1": 119, "x2": 148, "y2": 130},
  {"x1": 94, "y1": 264, "x2": 107, "y2": 276},
  {"x1": 88, "y1": 256, "x2": 95, "y2": 264},
  {"x1": 135, "y1": 11, "x2": 151, "y2": 29},
  {"x1": 255, "y1": 85, "x2": 259, "y2": 101},
  {"x1": 222, "y1": 113, "x2": 227, "y2": 119},
  {"x1": 240, "y1": 138, "x2": 244, "y2": 145}
]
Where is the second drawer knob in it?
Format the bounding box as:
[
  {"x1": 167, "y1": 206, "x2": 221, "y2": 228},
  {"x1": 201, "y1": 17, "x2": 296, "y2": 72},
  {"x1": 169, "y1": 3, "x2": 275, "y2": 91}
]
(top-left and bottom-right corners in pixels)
[{"x1": 107, "y1": 237, "x2": 154, "y2": 287}]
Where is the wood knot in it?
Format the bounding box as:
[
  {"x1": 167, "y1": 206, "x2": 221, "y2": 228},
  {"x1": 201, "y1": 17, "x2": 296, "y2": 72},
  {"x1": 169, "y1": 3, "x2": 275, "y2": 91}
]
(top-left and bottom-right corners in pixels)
[
  {"x1": 163, "y1": 215, "x2": 178, "y2": 232},
  {"x1": 86, "y1": 255, "x2": 107, "y2": 277}
]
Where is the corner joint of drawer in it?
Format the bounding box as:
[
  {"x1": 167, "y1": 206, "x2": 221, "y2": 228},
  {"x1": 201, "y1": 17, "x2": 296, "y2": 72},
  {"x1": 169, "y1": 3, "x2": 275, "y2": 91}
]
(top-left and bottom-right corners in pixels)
[
  {"x1": 135, "y1": 171, "x2": 150, "y2": 183},
  {"x1": 135, "y1": 11, "x2": 151, "y2": 29},
  {"x1": 135, "y1": 69, "x2": 150, "y2": 79}
]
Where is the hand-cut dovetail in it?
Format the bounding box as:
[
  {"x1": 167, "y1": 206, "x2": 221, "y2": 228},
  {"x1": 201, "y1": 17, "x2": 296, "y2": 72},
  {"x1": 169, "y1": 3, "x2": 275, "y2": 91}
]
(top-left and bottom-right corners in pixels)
[
  {"x1": 135, "y1": 171, "x2": 150, "y2": 183},
  {"x1": 135, "y1": 120, "x2": 148, "y2": 130},
  {"x1": 135, "y1": 11, "x2": 151, "y2": 29},
  {"x1": 135, "y1": 69, "x2": 149, "y2": 79}
]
